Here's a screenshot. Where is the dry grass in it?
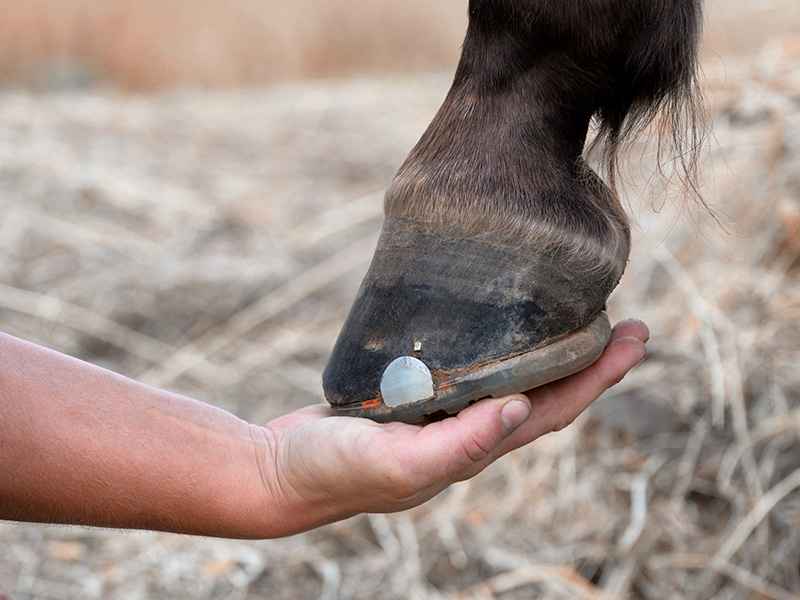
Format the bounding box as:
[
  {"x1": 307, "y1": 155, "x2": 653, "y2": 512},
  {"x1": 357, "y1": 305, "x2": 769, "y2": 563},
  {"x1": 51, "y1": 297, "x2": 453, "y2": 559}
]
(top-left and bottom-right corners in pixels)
[
  {"x1": 1, "y1": 3, "x2": 800, "y2": 600},
  {"x1": 0, "y1": 0, "x2": 797, "y2": 90},
  {"x1": 0, "y1": 0, "x2": 465, "y2": 89}
]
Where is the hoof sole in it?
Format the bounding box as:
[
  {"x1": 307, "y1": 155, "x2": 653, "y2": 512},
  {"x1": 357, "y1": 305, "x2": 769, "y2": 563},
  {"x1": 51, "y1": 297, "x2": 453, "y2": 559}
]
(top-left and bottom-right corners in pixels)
[{"x1": 332, "y1": 312, "x2": 612, "y2": 423}]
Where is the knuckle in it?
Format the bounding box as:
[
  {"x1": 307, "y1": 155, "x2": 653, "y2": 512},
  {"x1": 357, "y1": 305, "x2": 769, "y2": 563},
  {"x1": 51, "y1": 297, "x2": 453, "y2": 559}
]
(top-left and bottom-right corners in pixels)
[
  {"x1": 385, "y1": 461, "x2": 419, "y2": 499},
  {"x1": 605, "y1": 371, "x2": 626, "y2": 389},
  {"x1": 459, "y1": 431, "x2": 493, "y2": 465},
  {"x1": 384, "y1": 471, "x2": 419, "y2": 503},
  {"x1": 549, "y1": 413, "x2": 575, "y2": 433}
]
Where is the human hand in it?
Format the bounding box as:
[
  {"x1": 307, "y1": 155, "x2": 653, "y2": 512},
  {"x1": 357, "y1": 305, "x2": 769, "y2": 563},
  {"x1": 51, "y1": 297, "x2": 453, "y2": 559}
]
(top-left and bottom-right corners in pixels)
[{"x1": 252, "y1": 319, "x2": 649, "y2": 535}]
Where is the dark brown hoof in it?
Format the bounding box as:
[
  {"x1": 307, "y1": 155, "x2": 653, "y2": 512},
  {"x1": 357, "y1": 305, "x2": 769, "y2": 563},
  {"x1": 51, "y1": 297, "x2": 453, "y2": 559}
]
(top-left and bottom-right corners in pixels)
[
  {"x1": 331, "y1": 312, "x2": 611, "y2": 423},
  {"x1": 323, "y1": 217, "x2": 622, "y2": 423}
]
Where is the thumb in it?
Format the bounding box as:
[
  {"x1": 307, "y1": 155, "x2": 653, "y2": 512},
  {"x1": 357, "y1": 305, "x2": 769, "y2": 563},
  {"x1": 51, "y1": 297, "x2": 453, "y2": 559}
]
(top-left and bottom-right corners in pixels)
[{"x1": 412, "y1": 395, "x2": 532, "y2": 482}]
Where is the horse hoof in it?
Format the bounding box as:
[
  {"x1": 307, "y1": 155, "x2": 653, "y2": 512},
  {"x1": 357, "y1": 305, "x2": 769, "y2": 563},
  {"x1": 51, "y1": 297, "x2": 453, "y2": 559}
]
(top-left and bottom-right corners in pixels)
[
  {"x1": 331, "y1": 312, "x2": 611, "y2": 423},
  {"x1": 323, "y1": 217, "x2": 621, "y2": 423}
]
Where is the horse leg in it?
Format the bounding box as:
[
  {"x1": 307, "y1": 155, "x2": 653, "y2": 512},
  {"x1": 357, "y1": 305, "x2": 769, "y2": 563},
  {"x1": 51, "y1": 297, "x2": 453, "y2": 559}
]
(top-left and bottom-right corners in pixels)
[{"x1": 324, "y1": 0, "x2": 704, "y2": 422}]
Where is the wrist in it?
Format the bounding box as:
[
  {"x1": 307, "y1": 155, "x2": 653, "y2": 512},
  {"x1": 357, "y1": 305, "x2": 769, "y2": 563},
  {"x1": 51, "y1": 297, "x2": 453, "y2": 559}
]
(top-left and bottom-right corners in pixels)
[
  {"x1": 245, "y1": 424, "x2": 360, "y2": 537},
  {"x1": 141, "y1": 415, "x2": 276, "y2": 539}
]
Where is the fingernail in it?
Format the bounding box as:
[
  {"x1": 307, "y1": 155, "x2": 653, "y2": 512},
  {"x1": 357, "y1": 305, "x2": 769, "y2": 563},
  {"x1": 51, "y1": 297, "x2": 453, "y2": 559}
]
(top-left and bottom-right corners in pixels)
[
  {"x1": 631, "y1": 319, "x2": 651, "y2": 342},
  {"x1": 501, "y1": 398, "x2": 531, "y2": 433}
]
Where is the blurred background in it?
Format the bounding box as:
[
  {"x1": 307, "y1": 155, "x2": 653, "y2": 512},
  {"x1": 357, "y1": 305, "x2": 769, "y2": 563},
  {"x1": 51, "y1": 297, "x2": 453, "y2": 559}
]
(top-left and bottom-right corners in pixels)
[{"x1": 0, "y1": 1, "x2": 799, "y2": 598}]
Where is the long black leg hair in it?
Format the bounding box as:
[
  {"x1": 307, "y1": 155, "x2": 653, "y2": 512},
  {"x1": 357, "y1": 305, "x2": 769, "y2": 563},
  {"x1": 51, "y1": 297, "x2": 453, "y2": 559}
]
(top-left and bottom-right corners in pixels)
[
  {"x1": 589, "y1": 0, "x2": 706, "y2": 199},
  {"x1": 466, "y1": 0, "x2": 706, "y2": 197}
]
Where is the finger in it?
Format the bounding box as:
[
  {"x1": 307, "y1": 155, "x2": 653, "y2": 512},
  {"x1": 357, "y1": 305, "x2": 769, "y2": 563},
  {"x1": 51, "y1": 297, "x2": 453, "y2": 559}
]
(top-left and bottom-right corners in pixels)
[
  {"x1": 491, "y1": 334, "x2": 646, "y2": 458},
  {"x1": 267, "y1": 403, "x2": 333, "y2": 432},
  {"x1": 540, "y1": 335, "x2": 648, "y2": 414},
  {"x1": 407, "y1": 394, "x2": 531, "y2": 484},
  {"x1": 609, "y1": 318, "x2": 650, "y2": 343}
]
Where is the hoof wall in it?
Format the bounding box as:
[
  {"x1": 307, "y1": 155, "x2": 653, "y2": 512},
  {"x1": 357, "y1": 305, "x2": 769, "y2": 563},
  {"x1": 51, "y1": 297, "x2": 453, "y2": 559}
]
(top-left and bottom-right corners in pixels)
[{"x1": 332, "y1": 312, "x2": 611, "y2": 423}]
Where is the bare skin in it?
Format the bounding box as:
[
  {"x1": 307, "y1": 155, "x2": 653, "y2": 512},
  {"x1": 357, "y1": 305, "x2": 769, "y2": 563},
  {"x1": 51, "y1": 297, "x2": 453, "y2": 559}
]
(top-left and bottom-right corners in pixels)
[{"x1": 0, "y1": 320, "x2": 648, "y2": 539}]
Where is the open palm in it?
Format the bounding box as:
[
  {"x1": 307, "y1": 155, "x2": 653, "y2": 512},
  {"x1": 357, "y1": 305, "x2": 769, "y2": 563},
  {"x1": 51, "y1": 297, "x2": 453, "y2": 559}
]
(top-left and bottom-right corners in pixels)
[{"x1": 256, "y1": 320, "x2": 648, "y2": 530}]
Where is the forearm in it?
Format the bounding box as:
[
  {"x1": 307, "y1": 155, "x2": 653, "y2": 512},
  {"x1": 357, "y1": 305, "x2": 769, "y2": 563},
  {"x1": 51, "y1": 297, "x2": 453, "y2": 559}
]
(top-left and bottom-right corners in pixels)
[{"x1": 0, "y1": 333, "x2": 287, "y2": 538}]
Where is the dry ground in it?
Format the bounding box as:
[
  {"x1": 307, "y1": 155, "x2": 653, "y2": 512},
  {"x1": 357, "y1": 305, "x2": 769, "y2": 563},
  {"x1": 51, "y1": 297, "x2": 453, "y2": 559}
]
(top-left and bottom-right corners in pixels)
[{"x1": 1, "y1": 4, "x2": 800, "y2": 600}]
